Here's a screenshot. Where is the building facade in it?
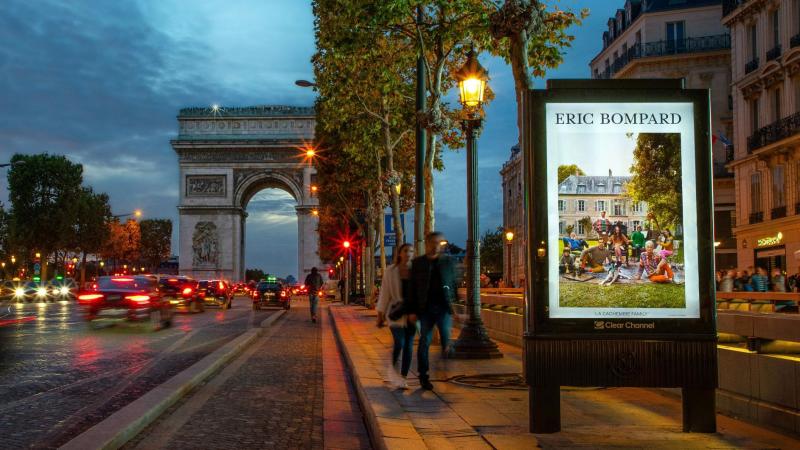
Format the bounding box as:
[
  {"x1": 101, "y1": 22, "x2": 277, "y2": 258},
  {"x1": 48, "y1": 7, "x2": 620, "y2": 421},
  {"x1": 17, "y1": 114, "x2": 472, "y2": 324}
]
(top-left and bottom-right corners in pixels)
[
  {"x1": 723, "y1": 0, "x2": 800, "y2": 275},
  {"x1": 557, "y1": 174, "x2": 649, "y2": 238},
  {"x1": 500, "y1": 145, "x2": 525, "y2": 287},
  {"x1": 589, "y1": 0, "x2": 737, "y2": 269}
]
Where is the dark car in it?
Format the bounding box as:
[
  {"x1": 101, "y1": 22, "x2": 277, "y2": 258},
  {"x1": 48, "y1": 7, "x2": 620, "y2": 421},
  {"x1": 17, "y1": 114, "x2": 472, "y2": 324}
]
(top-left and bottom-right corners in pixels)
[
  {"x1": 78, "y1": 275, "x2": 173, "y2": 330},
  {"x1": 199, "y1": 280, "x2": 232, "y2": 309},
  {"x1": 156, "y1": 275, "x2": 205, "y2": 313},
  {"x1": 252, "y1": 280, "x2": 289, "y2": 310},
  {"x1": 49, "y1": 278, "x2": 78, "y2": 300}
]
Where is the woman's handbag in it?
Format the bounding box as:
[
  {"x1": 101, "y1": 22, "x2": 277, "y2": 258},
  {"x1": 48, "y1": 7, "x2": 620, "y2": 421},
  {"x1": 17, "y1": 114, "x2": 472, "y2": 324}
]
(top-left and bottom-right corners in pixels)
[{"x1": 388, "y1": 300, "x2": 405, "y2": 321}]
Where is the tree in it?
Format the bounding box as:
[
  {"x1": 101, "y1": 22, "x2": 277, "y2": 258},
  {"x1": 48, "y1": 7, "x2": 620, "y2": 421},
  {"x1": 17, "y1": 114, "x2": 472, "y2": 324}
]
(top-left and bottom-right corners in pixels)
[
  {"x1": 245, "y1": 268, "x2": 265, "y2": 282},
  {"x1": 627, "y1": 133, "x2": 682, "y2": 230},
  {"x1": 102, "y1": 218, "x2": 140, "y2": 271},
  {"x1": 578, "y1": 216, "x2": 593, "y2": 238},
  {"x1": 557, "y1": 164, "x2": 585, "y2": 184},
  {"x1": 70, "y1": 188, "x2": 112, "y2": 287},
  {"x1": 139, "y1": 219, "x2": 172, "y2": 273},
  {"x1": 0, "y1": 202, "x2": 8, "y2": 261},
  {"x1": 565, "y1": 224, "x2": 574, "y2": 235},
  {"x1": 7, "y1": 153, "x2": 83, "y2": 281},
  {"x1": 480, "y1": 227, "x2": 504, "y2": 273},
  {"x1": 446, "y1": 242, "x2": 465, "y2": 255}
]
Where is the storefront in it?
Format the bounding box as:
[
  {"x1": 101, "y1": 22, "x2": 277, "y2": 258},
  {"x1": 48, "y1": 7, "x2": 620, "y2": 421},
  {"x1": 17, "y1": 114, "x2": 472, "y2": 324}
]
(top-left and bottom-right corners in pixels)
[{"x1": 736, "y1": 221, "x2": 800, "y2": 275}]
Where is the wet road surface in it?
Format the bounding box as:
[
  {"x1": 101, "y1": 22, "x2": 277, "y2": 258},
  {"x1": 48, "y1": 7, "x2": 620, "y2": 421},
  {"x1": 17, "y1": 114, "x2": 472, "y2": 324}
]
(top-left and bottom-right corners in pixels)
[{"x1": 0, "y1": 295, "x2": 278, "y2": 449}]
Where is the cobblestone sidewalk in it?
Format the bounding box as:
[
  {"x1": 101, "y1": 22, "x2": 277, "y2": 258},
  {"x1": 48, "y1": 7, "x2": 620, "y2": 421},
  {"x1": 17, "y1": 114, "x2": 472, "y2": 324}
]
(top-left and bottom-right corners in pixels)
[{"x1": 127, "y1": 301, "x2": 369, "y2": 449}]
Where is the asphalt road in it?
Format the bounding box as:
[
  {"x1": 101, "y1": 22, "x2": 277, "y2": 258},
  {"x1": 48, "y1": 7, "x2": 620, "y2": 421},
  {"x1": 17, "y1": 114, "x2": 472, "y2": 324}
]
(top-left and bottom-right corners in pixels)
[{"x1": 0, "y1": 294, "x2": 279, "y2": 449}]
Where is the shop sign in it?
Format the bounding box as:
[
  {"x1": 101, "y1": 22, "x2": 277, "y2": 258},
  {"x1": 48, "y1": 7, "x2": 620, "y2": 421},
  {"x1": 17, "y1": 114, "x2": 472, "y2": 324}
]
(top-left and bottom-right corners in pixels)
[{"x1": 757, "y1": 232, "x2": 783, "y2": 248}]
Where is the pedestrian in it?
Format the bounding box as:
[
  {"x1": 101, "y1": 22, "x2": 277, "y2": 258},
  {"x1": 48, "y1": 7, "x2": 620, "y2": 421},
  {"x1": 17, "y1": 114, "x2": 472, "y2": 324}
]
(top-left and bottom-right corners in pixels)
[
  {"x1": 789, "y1": 268, "x2": 800, "y2": 292},
  {"x1": 376, "y1": 243, "x2": 416, "y2": 389},
  {"x1": 559, "y1": 248, "x2": 574, "y2": 274},
  {"x1": 634, "y1": 240, "x2": 674, "y2": 283},
  {"x1": 771, "y1": 268, "x2": 786, "y2": 292},
  {"x1": 719, "y1": 269, "x2": 735, "y2": 292},
  {"x1": 579, "y1": 235, "x2": 611, "y2": 274},
  {"x1": 593, "y1": 211, "x2": 612, "y2": 236},
  {"x1": 631, "y1": 226, "x2": 645, "y2": 261},
  {"x1": 609, "y1": 225, "x2": 630, "y2": 266},
  {"x1": 405, "y1": 231, "x2": 457, "y2": 391},
  {"x1": 750, "y1": 267, "x2": 768, "y2": 292},
  {"x1": 304, "y1": 267, "x2": 324, "y2": 323}
]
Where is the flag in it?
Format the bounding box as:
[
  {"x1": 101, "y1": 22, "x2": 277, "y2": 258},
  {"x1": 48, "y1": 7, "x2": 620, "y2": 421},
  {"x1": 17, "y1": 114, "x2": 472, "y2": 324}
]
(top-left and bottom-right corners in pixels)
[{"x1": 715, "y1": 131, "x2": 732, "y2": 147}]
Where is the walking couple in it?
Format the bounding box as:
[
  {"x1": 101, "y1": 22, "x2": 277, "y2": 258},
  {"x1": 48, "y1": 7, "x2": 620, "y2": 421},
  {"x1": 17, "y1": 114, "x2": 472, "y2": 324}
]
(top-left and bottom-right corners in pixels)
[{"x1": 376, "y1": 231, "x2": 456, "y2": 391}]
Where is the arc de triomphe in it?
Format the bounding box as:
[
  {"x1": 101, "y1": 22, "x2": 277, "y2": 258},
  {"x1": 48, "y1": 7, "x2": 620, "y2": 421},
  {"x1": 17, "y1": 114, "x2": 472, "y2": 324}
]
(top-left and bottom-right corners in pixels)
[{"x1": 172, "y1": 105, "x2": 321, "y2": 281}]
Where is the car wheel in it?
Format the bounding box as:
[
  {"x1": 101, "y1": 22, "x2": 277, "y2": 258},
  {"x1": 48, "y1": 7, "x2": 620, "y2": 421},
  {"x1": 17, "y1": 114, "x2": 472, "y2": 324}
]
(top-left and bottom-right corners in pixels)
[
  {"x1": 163, "y1": 305, "x2": 174, "y2": 327},
  {"x1": 150, "y1": 309, "x2": 163, "y2": 331},
  {"x1": 196, "y1": 300, "x2": 205, "y2": 313},
  {"x1": 226, "y1": 299, "x2": 232, "y2": 310},
  {"x1": 253, "y1": 302, "x2": 259, "y2": 310}
]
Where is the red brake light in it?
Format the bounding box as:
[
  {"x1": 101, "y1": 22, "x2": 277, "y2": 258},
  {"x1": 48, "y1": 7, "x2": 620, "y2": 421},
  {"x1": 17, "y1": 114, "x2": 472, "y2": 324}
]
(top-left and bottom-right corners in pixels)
[
  {"x1": 126, "y1": 295, "x2": 150, "y2": 304},
  {"x1": 218, "y1": 281, "x2": 225, "y2": 290},
  {"x1": 280, "y1": 291, "x2": 287, "y2": 297},
  {"x1": 112, "y1": 277, "x2": 134, "y2": 282},
  {"x1": 182, "y1": 287, "x2": 193, "y2": 297},
  {"x1": 78, "y1": 293, "x2": 104, "y2": 303}
]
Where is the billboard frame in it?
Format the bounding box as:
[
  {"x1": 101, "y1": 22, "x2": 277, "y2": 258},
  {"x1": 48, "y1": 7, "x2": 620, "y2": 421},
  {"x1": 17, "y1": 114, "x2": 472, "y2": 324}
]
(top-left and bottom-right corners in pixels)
[{"x1": 523, "y1": 79, "x2": 717, "y2": 433}]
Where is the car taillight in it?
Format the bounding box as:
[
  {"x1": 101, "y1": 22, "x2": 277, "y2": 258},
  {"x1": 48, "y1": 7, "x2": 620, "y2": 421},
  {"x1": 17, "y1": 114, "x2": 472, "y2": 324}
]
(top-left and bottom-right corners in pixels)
[
  {"x1": 319, "y1": 290, "x2": 324, "y2": 297},
  {"x1": 126, "y1": 295, "x2": 150, "y2": 305},
  {"x1": 218, "y1": 281, "x2": 225, "y2": 290},
  {"x1": 78, "y1": 293, "x2": 104, "y2": 303},
  {"x1": 182, "y1": 287, "x2": 193, "y2": 297},
  {"x1": 280, "y1": 290, "x2": 287, "y2": 297}
]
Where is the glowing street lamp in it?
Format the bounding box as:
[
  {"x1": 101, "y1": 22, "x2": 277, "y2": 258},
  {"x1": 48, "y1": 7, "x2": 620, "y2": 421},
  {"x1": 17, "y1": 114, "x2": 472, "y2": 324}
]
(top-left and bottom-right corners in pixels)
[
  {"x1": 451, "y1": 47, "x2": 500, "y2": 359},
  {"x1": 311, "y1": 209, "x2": 319, "y2": 217}
]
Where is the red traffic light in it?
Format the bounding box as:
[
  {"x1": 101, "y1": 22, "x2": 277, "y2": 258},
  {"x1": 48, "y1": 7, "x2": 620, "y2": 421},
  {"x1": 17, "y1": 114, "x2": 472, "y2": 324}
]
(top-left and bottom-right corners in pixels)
[{"x1": 343, "y1": 240, "x2": 351, "y2": 249}]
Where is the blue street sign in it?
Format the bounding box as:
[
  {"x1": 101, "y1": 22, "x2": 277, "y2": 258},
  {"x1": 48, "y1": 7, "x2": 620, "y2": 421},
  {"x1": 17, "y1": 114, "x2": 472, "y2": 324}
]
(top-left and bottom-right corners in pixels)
[
  {"x1": 33, "y1": 263, "x2": 41, "y2": 275},
  {"x1": 384, "y1": 213, "x2": 405, "y2": 247}
]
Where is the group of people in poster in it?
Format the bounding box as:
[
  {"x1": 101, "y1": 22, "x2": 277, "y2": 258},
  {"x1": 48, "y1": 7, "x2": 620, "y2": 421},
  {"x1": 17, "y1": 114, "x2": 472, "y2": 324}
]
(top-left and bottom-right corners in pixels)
[{"x1": 560, "y1": 210, "x2": 679, "y2": 285}]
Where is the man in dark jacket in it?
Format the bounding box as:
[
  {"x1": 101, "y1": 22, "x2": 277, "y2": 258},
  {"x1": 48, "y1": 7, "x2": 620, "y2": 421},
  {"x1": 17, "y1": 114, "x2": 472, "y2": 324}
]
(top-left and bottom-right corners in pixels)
[
  {"x1": 405, "y1": 231, "x2": 457, "y2": 391},
  {"x1": 304, "y1": 267, "x2": 324, "y2": 323}
]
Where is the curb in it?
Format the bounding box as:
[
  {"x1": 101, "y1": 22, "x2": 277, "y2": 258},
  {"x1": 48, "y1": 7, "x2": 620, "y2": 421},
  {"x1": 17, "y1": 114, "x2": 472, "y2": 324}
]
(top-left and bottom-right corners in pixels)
[
  {"x1": 327, "y1": 306, "x2": 388, "y2": 450},
  {"x1": 61, "y1": 309, "x2": 287, "y2": 450}
]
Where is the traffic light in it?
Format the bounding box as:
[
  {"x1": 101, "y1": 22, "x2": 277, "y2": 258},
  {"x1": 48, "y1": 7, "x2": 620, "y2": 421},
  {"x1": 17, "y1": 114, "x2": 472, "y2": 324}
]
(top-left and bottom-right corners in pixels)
[
  {"x1": 328, "y1": 268, "x2": 334, "y2": 276},
  {"x1": 343, "y1": 240, "x2": 351, "y2": 249}
]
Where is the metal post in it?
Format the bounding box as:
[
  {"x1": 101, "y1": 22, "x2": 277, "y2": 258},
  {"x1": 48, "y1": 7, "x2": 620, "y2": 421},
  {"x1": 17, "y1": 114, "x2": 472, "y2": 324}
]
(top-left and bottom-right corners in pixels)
[
  {"x1": 344, "y1": 253, "x2": 350, "y2": 305},
  {"x1": 451, "y1": 119, "x2": 502, "y2": 359},
  {"x1": 414, "y1": 5, "x2": 427, "y2": 257},
  {"x1": 505, "y1": 242, "x2": 511, "y2": 286}
]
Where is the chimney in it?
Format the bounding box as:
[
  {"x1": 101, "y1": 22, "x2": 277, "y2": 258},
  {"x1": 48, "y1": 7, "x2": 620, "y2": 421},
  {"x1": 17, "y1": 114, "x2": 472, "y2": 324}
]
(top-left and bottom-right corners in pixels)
[{"x1": 608, "y1": 169, "x2": 612, "y2": 177}]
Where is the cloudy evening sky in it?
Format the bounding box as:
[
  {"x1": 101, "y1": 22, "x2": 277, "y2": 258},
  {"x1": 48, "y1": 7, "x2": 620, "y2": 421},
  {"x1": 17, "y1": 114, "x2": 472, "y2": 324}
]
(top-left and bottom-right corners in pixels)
[{"x1": 1, "y1": 0, "x2": 618, "y2": 278}]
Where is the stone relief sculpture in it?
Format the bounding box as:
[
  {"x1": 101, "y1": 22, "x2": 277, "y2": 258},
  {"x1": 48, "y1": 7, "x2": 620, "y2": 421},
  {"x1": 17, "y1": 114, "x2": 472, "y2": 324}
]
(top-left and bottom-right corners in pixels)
[
  {"x1": 192, "y1": 222, "x2": 220, "y2": 267},
  {"x1": 186, "y1": 175, "x2": 226, "y2": 196}
]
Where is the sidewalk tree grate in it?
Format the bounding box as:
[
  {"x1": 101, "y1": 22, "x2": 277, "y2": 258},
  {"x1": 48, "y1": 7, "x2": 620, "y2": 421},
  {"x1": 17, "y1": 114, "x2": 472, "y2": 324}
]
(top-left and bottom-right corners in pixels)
[{"x1": 449, "y1": 373, "x2": 527, "y2": 390}]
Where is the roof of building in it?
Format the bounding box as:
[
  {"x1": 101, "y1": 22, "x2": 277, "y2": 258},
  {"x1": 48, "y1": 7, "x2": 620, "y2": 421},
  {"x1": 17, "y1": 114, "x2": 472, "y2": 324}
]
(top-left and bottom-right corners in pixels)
[
  {"x1": 178, "y1": 105, "x2": 314, "y2": 118},
  {"x1": 558, "y1": 174, "x2": 632, "y2": 195}
]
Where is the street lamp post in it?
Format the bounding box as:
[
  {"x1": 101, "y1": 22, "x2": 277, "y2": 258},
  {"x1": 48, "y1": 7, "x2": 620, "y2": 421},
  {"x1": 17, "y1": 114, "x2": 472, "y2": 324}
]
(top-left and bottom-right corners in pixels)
[
  {"x1": 451, "y1": 48, "x2": 501, "y2": 359},
  {"x1": 505, "y1": 231, "x2": 514, "y2": 286}
]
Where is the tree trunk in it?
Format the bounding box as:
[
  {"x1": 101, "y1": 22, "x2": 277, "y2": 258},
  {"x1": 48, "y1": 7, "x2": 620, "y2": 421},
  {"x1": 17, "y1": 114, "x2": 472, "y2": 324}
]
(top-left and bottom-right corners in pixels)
[
  {"x1": 378, "y1": 211, "x2": 387, "y2": 272},
  {"x1": 80, "y1": 252, "x2": 87, "y2": 289},
  {"x1": 424, "y1": 133, "x2": 437, "y2": 234},
  {"x1": 384, "y1": 118, "x2": 404, "y2": 252}
]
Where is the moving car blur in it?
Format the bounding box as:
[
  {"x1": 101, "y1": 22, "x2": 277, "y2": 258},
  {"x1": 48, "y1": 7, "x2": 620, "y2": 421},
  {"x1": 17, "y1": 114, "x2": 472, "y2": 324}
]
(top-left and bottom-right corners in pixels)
[
  {"x1": 252, "y1": 278, "x2": 290, "y2": 310},
  {"x1": 78, "y1": 275, "x2": 173, "y2": 330},
  {"x1": 199, "y1": 279, "x2": 233, "y2": 309},
  {"x1": 156, "y1": 275, "x2": 205, "y2": 313}
]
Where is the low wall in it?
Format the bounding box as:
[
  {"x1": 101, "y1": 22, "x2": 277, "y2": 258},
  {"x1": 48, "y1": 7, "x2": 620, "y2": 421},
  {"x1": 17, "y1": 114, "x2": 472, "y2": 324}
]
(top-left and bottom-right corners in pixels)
[{"x1": 456, "y1": 290, "x2": 800, "y2": 435}]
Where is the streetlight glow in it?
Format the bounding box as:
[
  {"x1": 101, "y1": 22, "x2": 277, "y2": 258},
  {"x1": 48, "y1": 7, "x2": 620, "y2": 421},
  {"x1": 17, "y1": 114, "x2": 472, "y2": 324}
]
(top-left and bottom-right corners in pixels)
[
  {"x1": 455, "y1": 48, "x2": 488, "y2": 109},
  {"x1": 306, "y1": 148, "x2": 316, "y2": 158},
  {"x1": 134, "y1": 209, "x2": 142, "y2": 218},
  {"x1": 505, "y1": 231, "x2": 514, "y2": 242}
]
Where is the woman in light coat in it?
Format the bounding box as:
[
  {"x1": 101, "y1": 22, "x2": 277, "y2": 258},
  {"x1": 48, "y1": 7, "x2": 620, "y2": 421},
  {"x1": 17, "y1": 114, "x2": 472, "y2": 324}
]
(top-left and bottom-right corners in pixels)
[{"x1": 376, "y1": 243, "x2": 416, "y2": 389}]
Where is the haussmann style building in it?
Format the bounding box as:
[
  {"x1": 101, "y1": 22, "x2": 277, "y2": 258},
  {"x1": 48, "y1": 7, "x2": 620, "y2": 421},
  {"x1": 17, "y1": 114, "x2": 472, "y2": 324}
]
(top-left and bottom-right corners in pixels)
[
  {"x1": 589, "y1": 0, "x2": 738, "y2": 269},
  {"x1": 723, "y1": 0, "x2": 800, "y2": 275}
]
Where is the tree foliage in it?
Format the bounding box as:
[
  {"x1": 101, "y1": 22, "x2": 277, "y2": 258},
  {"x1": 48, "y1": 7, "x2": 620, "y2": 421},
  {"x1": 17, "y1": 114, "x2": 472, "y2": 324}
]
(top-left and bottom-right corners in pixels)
[
  {"x1": 139, "y1": 219, "x2": 172, "y2": 272},
  {"x1": 627, "y1": 133, "x2": 682, "y2": 230},
  {"x1": 245, "y1": 268, "x2": 265, "y2": 282},
  {"x1": 557, "y1": 164, "x2": 585, "y2": 184},
  {"x1": 480, "y1": 226, "x2": 505, "y2": 273},
  {"x1": 102, "y1": 219, "x2": 141, "y2": 267}
]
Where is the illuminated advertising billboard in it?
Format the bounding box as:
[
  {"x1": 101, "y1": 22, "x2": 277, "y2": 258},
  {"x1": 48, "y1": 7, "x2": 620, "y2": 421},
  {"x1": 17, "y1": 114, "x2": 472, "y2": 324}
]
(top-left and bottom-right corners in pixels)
[{"x1": 526, "y1": 82, "x2": 716, "y2": 335}]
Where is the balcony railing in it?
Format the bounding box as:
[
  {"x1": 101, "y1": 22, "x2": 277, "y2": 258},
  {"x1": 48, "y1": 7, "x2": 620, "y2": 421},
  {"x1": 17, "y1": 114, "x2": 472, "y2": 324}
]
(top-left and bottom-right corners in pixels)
[
  {"x1": 792, "y1": 33, "x2": 800, "y2": 49},
  {"x1": 771, "y1": 206, "x2": 786, "y2": 220},
  {"x1": 749, "y1": 211, "x2": 764, "y2": 224},
  {"x1": 723, "y1": 0, "x2": 750, "y2": 17},
  {"x1": 747, "y1": 111, "x2": 800, "y2": 152},
  {"x1": 766, "y1": 45, "x2": 782, "y2": 61},
  {"x1": 726, "y1": 145, "x2": 734, "y2": 162},
  {"x1": 745, "y1": 57, "x2": 759, "y2": 74},
  {"x1": 594, "y1": 34, "x2": 730, "y2": 79}
]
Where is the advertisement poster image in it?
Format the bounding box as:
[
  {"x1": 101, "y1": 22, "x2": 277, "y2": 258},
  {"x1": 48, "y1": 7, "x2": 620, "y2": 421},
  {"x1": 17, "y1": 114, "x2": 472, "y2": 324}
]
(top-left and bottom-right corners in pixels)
[{"x1": 546, "y1": 102, "x2": 699, "y2": 320}]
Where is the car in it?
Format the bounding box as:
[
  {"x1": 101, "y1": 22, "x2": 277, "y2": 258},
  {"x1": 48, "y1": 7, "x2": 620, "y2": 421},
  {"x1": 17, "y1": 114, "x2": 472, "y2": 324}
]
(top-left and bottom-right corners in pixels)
[
  {"x1": 78, "y1": 275, "x2": 173, "y2": 330},
  {"x1": 232, "y1": 283, "x2": 248, "y2": 295},
  {"x1": 16, "y1": 281, "x2": 52, "y2": 302},
  {"x1": 156, "y1": 275, "x2": 205, "y2": 313},
  {"x1": 252, "y1": 280, "x2": 290, "y2": 310},
  {"x1": 322, "y1": 279, "x2": 340, "y2": 299},
  {"x1": 199, "y1": 279, "x2": 232, "y2": 309},
  {"x1": 289, "y1": 284, "x2": 308, "y2": 296},
  {"x1": 49, "y1": 278, "x2": 77, "y2": 300}
]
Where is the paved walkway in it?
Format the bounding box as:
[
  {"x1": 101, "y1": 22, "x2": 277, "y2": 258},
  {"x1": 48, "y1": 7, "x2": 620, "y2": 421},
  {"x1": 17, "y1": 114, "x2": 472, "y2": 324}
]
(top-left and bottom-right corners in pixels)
[
  {"x1": 127, "y1": 300, "x2": 370, "y2": 449},
  {"x1": 330, "y1": 305, "x2": 800, "y2": 449}
]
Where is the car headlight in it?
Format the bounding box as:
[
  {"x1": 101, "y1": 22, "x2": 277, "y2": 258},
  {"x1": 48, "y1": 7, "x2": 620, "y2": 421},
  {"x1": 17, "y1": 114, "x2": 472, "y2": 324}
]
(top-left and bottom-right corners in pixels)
[
  {"x1": 37, "y1": 288, "x2": 48, "y2": 297},
  {"x1": 60, "y1": 286, "x2": 70, "y2": 295},
  {"x1": 14, "y1": 288, "x2": 25, "y2": 297}
]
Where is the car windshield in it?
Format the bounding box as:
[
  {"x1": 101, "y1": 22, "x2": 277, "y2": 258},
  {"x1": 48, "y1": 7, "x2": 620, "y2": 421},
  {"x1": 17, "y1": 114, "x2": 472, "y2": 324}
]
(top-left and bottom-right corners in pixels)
[
  {"x1": 98, "y1": 277, "x2": 156, "y2": 291},
  {"x1": 160, "y1": 277, "x2": 192, "y2": 288}
]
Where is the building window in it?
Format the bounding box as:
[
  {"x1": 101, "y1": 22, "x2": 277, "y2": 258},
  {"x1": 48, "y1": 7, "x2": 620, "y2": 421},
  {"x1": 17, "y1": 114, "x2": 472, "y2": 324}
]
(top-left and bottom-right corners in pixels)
[
  {"x1": 773, "y1": 88, "x2": 782, "y2": 121},
  {"x1": 632, "y1": 201, "x2": 645, "y2": 213},
  {"x1": 558, "y1": 200, "x2": 566, "y2": 212},
  {"x1": 613, "y1": 200, "x2": 626, "y2": 216},
  {"x1": 771, "y1": 9, "x2": 780, "y2": 48},
  {"x1": 751, "y1": 172, "x2": 763, "y2": 213},
  {"x1": 631, "y1": 220, "x2": 641, "y2": 230},
  {"x1": 635, "y1": 30, "x2": 642, "y2": 45},
  {"x1": 748, "y1": 23, "x2": 758, "y2": 60},
  {"x1": 612, "y1": 182, "x2": 622, "y2": 193},
  {"x1": 559, "y1": 221, "x2": 565, "y2": 234},
  {"x1": 773, "y1": 164, "x2": 785, "y2": 208},
  {"x1": 666, "y1": 21, "x2": 685, "y2": 52},
  {"x1": 795, "y1": 76, "x2": 800, "y2": 113},
  {"x1": 577, "y1": 184, "x2": 586, "y2": 194},
  {"x1": 577, "y1": 200, "x2": 585, "y2": 212},
  {"x1": 595, "y1": 200, "x2": 606, "y2": 212},
  {"x1": 596, "y1": 182, "x2": 606, "y2": 192},
  {"x1": 750, "y1": 98, "x2": 760, "y2": 133},
  {"x1": 577, "y1": 221, "x2": 585, "y2": 235}
]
